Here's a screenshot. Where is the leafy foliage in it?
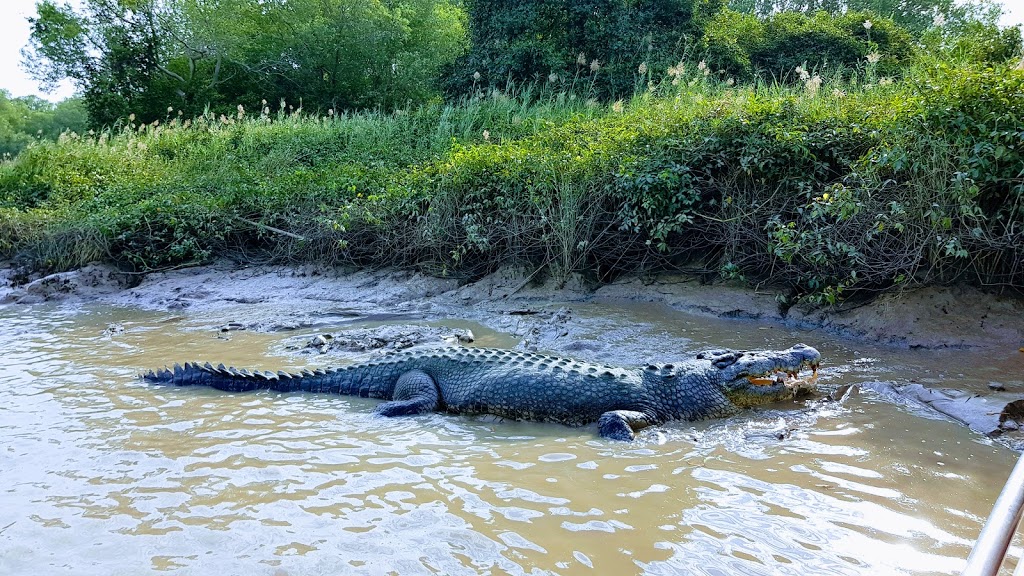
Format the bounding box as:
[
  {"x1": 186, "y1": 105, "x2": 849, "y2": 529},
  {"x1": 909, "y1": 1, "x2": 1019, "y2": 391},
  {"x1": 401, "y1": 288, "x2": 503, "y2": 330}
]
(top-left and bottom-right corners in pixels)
[
  {"x1": 447, "y1": 0, "x2": 722, "y2": 100},
  {"x1": 6, "y1": 0, "x2": 1024, "y2": 305},
  {"x1": 704, "y1": 9, "x2": 914, "y2": 79},
  {"x1": 23, "y1": 0, "x2": 469, "y2": 126},
  {"x1": 920, "y1": 18, "x2": 1023, "y2": 65},
  {"x1": 0, "y1": 91, "x2": 88, "y2": 158},
  {"x1": 727, "y1": 0, "x2": 985, "y2": 37},
  {"x1": 3, "y1": 61, "x2": 1023, "y2": 303}
]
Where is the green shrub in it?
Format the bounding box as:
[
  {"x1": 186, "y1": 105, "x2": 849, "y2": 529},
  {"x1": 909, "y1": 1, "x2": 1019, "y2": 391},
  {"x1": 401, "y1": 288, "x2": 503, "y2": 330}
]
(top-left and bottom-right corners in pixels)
[
  {"x1": 447, "y1": 0, "x2": 723, "y2": 100},
  {"x1": 754, "y1": 11, "x2": 865, "y2": 77},
  {"x1": 703, "y1": 10, "x2": 914, "y2": 81},
  {"x1": 764, "y1": 64, "x2": 1024, "y2": 298},
  {"x1": 701, "y1": 9, "x2": 764, "y2": 79},
  {"x1": 749, "y1": 11, "x2": 912, "y2": 79},
  {"x1": 1, "y1": 61, "x2": 1021, "y2": 302},
  {"x1": 920, "y1": 20, "x2": 1023, "y2": 66},
  {"x1": 834, "y1": 11, "x2": 915, "y2": 77}
]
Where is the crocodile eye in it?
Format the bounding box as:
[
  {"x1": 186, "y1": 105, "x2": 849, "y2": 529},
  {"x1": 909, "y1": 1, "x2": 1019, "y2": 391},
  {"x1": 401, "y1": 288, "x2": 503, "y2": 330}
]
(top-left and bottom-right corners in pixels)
[{"x1": 712, "y1": 353, "x2": 741, "y2": 369}]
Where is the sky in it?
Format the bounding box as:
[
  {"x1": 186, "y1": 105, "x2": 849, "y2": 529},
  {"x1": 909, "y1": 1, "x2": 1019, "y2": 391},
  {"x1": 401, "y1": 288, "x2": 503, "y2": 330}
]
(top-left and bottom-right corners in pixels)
[
  {"x1": 1, "y1": 0, "x2": 1022, "y2": 102},
  {"x1": 1, "y1": 0, "x2": 80, "y2": 101}
]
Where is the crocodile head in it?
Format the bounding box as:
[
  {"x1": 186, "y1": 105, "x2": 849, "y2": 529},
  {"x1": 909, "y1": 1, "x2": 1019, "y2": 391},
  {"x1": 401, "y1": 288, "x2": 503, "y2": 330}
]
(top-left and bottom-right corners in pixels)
[{"x1": 701, "y1": 343, "x2": 821, "y2": 408}]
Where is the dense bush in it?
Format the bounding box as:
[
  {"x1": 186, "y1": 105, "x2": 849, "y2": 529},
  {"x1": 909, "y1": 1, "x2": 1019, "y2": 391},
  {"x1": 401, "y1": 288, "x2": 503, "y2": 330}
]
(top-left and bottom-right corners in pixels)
[
  {"x1": 920, "y1": 19, "x2": 1023, "y2": 66},
  {"x1": 704, "y1": 9, "x2": 914, "y2": 79},
  {"x1": 2, "y1": 61, "x2": 1023, "y2": 304},
  {"x1": 446, "y1": 0, "x2": 722, "y2": 100},
  {"x1": 701, "y1": 9, "x2": 763, "y2": 78},
  {"x1": 727, "y1": 0, "x2": 996, "y2": 38}
]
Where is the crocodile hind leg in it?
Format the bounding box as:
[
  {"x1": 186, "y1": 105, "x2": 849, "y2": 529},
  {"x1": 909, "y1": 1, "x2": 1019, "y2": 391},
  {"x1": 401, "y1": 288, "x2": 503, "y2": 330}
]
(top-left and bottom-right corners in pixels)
[
  {"x1": 373, "y1": 370, "x2": 441, "y2": 417},
  {"x1": 597, "y1": 410, "x2": 658, "y2": 441}
]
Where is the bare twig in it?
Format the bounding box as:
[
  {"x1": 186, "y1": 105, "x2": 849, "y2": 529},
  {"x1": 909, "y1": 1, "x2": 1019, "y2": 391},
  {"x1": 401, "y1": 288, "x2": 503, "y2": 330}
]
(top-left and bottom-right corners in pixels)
[{"x1": 236, "y1": 217, "x2": 307, "y2": 241}]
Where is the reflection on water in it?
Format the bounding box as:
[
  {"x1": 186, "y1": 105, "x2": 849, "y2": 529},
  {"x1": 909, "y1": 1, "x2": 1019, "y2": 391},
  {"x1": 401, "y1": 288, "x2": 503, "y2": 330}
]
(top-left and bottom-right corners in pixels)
[{"x1": 0, "y1": 302, "x2": 1020, "y2": 575}]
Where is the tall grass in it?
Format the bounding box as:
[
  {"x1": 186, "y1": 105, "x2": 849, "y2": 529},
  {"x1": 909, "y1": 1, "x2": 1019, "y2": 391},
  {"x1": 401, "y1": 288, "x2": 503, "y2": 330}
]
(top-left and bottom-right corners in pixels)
[{"x1": 1, "y1": 61, "x2": 1022, "y2": 303}]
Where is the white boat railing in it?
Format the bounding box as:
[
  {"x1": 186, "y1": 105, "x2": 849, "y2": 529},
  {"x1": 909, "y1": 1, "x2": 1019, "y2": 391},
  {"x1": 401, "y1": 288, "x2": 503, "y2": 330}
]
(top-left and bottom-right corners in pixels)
[{"x1": 963, "y1": 453, "x2": 1024, "y2": 576}]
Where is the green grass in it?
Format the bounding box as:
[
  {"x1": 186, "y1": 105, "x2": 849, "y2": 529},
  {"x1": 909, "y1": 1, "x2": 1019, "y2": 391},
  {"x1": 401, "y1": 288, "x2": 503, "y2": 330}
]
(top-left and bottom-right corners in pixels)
[{"x1": 2, "y1": 63, "x2": 1022, "y2": 304}]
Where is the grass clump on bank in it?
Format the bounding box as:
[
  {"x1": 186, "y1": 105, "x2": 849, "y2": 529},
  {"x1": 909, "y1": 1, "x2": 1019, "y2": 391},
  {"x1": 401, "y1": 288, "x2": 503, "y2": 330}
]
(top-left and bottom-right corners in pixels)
[{"x1": 1, "y1": 61, "x2": 1023, "y2": 305}]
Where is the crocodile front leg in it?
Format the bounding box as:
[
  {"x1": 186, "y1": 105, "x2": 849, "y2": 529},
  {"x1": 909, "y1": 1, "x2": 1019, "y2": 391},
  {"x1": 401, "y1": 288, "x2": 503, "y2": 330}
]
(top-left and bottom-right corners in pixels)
[
  {"x1": 597, "y1": 410, "x2": 659, "y2": 441},
  {"x1": 373, "y1": 370, "x2": 441, "y2": 417}
]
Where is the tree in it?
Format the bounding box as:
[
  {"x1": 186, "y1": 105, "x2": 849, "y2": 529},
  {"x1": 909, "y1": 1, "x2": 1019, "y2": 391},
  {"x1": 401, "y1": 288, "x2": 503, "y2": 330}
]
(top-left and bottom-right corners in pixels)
[
  {"x1": 22, "y1": 0, "x2": 469, "y2": 126},
  {"x1": 0, "y1": 90, "x2": 88, "y2": 157},
  {"x1": 194, "y1": 0, "x2": 468, "y2": 110},
  {"x1": 447, "y1": 0, "x2": 723, "y2": 100},
  {"x1": 23, "y1": 0, "x2": 184, "y2": 125},
  {"x1": 726, "y1": 0, "x2": 1008, "y2": 36}
]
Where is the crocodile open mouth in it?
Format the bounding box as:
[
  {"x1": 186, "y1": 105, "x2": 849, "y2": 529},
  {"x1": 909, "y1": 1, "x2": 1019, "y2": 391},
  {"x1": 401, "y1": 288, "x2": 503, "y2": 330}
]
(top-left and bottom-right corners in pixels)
[{"x1": 746, "y1": 363, "x2": 819, "y2": 388}]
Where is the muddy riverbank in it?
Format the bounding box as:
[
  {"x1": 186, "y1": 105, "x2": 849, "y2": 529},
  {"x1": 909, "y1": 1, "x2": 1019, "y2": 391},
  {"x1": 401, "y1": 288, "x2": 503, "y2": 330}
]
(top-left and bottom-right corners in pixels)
[{"x1": 4, "y1": 261, "x2": 1024, "y2": 351}]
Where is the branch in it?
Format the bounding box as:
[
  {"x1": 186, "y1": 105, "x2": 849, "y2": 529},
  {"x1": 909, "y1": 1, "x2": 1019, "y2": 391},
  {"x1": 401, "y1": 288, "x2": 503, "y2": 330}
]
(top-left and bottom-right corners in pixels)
[
  {"x1": 210, "y1": 54, "x2": 221, "y2": 88},
  {"x1": 236, "y1": 217, "x2": 307, "y2": 241},
  {"x1": 155, "y1": 63, "x2": 186, "y2": 84}
]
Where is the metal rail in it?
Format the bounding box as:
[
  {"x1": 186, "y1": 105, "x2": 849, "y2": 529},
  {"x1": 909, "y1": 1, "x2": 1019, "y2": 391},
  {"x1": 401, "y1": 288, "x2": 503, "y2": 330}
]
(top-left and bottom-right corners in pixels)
[{"x1": 963, "y1": 453, "x2": 1024, "y2": 576}]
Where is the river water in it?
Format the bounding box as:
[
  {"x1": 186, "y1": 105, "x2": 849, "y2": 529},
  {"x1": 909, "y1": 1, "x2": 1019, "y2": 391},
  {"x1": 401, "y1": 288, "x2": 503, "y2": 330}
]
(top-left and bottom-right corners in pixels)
[{"x1": 0, "y1": 300, "x2": 1021, "y2": 575}]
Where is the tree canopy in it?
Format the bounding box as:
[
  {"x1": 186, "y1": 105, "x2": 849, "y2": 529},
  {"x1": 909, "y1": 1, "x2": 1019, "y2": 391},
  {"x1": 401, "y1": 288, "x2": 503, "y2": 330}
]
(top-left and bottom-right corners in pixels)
[
  {"x1": 447, "y1": 0, "x2": 724, "y2": 99},
  {"x1": 18, "y1": 0, "x2": 1021, "y2": 128},
  {"x1": 22, "y1": 0, "x2": 469, "y2": 126},
  {"x1": 0, "y1": 90, "x2": 87, "y2": 157}
]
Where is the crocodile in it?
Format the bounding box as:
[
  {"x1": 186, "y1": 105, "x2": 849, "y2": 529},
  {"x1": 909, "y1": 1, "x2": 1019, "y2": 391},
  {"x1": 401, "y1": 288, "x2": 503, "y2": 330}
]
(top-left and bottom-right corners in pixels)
[{"x1": 142, "y1": 343, "x2": 820, "y2": 440}]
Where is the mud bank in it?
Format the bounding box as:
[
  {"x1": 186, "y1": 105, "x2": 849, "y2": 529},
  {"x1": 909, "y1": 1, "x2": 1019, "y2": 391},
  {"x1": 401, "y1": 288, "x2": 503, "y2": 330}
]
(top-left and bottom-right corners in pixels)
[
  {"x1": 595, "y1": 275, "x2": 1024, "y2": 350},
  {"x1": 3, "y1": 261, "x2": 1024, "y2": 351}
]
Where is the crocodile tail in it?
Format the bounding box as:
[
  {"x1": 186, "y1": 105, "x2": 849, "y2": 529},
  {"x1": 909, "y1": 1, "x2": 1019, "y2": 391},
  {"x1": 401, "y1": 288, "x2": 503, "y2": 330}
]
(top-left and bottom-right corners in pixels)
[
  {"x1": 141, "y1": 363, "x2": 382, "y2": 396},
  {"x1": 141, "y1": 362, "x2": 312, "y2": 393}
]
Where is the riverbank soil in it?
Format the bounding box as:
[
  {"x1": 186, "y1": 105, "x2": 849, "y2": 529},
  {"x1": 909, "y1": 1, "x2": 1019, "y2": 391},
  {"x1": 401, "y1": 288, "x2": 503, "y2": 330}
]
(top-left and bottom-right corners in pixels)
[{"x1": 6, "y1": 261, "x2": 1024, "y2": 349}]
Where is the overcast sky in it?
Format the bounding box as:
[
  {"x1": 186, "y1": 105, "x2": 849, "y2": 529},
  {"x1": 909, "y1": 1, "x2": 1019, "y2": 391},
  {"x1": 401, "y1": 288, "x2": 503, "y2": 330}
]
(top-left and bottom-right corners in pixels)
[{"x1": 1, "y1": 0, "x2": 1022, "y2": 102}]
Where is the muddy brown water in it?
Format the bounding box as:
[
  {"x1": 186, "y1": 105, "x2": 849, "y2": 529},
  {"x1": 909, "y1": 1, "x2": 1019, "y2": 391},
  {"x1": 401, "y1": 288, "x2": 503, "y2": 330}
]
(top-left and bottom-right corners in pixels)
[{"x1": 1, "y1": 300, "x2": 1022, "y2": 575}]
